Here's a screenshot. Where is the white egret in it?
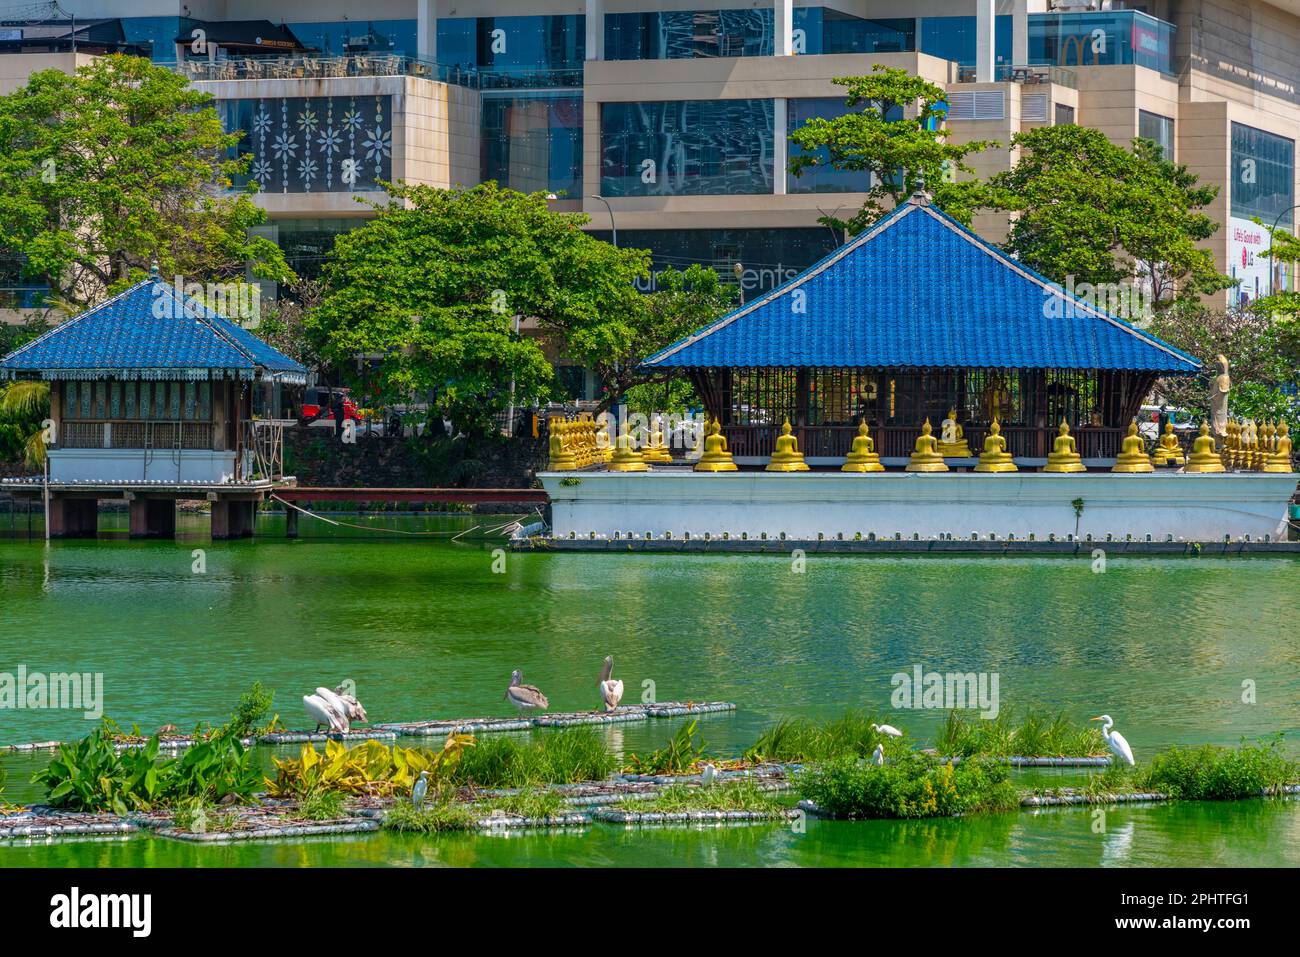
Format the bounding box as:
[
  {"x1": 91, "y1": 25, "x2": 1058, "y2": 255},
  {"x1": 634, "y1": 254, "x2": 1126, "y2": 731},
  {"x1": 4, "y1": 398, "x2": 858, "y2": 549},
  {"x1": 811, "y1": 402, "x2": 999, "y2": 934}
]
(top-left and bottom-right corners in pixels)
[
  {"x1": 1091, "y1": 714, "x2": 1135, "y2": 766},
  {"x1": 872, "y1": 723, "x2": 903, "y2": 738},
  {"x1": 599, "y1": 656, "x2": 624, "y2": 712},
  {"x1": 411, "y1": 770, "x2": 429, "y2": 808},
  {"x1": 871, "y1": 744, "x2": 885, "y2": 766},
  {"x1": 700, "y1": 763, "x2": 718, "y2": 786},
  {"x1": 505, "y1": 670, "x2": 549, "y2": 712}
]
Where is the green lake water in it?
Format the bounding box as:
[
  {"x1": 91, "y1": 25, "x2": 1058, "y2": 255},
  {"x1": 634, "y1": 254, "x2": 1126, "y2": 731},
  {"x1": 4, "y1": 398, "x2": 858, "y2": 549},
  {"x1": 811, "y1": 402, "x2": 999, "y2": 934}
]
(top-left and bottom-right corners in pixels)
[{"x1": 3, "y1": 513, "x2": 1300, "y2": 867}]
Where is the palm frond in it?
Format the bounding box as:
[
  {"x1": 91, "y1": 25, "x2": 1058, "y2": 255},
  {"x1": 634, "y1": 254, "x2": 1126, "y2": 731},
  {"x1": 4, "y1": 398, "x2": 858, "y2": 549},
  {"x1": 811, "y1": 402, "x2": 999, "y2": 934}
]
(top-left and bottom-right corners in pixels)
[{"x1": 0, "y1": 380, "x2": 51, "y2": 418}]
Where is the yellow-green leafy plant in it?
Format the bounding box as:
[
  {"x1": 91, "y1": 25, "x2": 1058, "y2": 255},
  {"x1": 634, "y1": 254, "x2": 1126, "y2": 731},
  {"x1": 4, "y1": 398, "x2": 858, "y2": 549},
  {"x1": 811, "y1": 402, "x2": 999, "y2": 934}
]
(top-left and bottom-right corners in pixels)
[{"x1": 266, "y1": 733, "x2": 474, "y2": 799}]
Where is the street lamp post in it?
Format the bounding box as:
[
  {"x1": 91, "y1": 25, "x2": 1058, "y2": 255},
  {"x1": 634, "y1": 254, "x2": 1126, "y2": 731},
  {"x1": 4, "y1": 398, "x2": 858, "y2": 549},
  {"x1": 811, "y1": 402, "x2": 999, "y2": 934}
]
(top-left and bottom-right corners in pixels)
[
  {"x1": 590, "y1": 195, "x2": 617, "y2": 248},
  {"x1": 1266, "y1": 204, "x2": 1300, "y2": 297}
]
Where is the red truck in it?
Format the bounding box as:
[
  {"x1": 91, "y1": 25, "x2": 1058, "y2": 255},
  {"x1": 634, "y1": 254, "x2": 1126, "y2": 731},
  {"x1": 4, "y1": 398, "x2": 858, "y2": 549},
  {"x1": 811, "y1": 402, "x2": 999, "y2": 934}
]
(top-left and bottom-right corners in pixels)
[{"x1": 301, "y1": 386, "x2": 361, "y2": 424}]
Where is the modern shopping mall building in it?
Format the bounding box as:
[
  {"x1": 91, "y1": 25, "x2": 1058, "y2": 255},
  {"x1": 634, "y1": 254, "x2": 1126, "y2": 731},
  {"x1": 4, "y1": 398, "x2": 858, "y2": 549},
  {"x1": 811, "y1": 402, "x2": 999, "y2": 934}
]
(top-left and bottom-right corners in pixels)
[{"x1": 1, "y1": 1, "x2": 1297, "y2": 395}]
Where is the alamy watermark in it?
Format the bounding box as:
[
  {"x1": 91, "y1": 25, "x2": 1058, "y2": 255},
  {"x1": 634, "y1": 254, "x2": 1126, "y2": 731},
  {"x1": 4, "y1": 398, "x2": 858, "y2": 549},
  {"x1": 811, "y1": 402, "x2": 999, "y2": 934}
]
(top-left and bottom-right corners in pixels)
[
  {"x1": 1044, "y1": 276, "x2": 1154, "y2": 322},
  {"x1": 152, "y1": 276, "x2": 262, "y2": 328},
  {"x1": 0, "y1": 665, "x2": 103, "y2": 719},
  {"x1": 890, "y1": 664, "x2": 1000, "y2": 718}
]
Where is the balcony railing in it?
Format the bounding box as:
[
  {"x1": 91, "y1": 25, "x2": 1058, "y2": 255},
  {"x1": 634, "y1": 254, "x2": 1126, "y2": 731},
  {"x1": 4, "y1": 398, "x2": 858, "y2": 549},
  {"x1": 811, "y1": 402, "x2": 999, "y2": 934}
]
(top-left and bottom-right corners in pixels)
[
  {"x1": 57, "y1": 420, "x2": 215, "y2": 451},
  {"x1": 955, "y1": 63, "x2": 1077, "y2": 89},
  {"x1": 168, "y1": 56, "x2": 582, "y2": 90}
]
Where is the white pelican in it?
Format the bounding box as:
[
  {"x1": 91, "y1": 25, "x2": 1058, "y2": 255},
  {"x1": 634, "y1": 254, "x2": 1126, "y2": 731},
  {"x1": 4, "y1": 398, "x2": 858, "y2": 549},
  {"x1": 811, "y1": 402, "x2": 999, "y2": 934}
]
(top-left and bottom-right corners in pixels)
[
  {"x1": 303, "y1": 694, "x2": 345, "y2": 733},
  {"x1": 505, "y1": 670, "x2": 549, "y2": 712},
  {"x1": 1091, "y1": 714, "x2": 1135, "y2": 766},
  {"x1": 599, "y1": 656, "x2": 624, "y2": 712},
  {"x1": 871, "y1": 744, "x2": 885, "y2": 766},
  {"x1": 333, "y1": 686, "x2": 368, "y2": 723},
  {"x1": 411, "y1": 770, "x2": 429, "y2": 808},
  {"x1": 315, "y1": 687, "x2": 352, "y2": 732},
  {"x1": 872, "y1": 723, "x2": 903, "y2": 738}
]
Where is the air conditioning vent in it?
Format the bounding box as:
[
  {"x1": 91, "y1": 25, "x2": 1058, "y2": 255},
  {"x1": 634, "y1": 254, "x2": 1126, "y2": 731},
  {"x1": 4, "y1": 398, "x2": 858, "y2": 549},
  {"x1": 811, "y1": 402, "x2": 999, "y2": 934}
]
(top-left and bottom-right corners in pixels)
[
  {"x1": 1022, "y1": 93, "x2": 1049, "y2": 122},
  {"x1": 948, "y1": 90, "x2": 1005, "y2": 121}
]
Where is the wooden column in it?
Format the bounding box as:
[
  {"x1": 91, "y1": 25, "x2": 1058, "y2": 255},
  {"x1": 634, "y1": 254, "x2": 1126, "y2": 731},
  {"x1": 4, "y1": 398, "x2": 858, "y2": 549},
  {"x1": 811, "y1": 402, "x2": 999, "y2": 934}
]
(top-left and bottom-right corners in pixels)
[
  {"x1": 48, "y1": 497, "x2": 98, "y2": 538},
  {"x1": 285, "y1": 506, "x2": 299, "y2": 539},
  {"x1": 211, "y1": 498, "x2": 257, "y2": 540}
]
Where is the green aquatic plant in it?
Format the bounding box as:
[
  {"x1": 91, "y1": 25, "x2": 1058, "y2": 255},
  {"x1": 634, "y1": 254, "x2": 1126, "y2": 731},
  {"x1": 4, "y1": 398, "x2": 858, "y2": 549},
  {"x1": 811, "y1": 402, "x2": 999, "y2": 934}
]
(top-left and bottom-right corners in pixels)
[
  {"x1": 934, "y1": 708, "x2": 1104, "y2": 758},
  {"x1": 624, "y1": 720, "x2": 710, "y2": 775},
  {"x1": 1139, "y1": 737, "x2": 1298, "y2": 801},
  {"x1": 296, "y1": 789, "x2": 347, "y2": 821},
  {"x1": 617, "y1": 779, "x2": 786, "y2": 814},
  {"x1": 381, "y1": 787, "x2": 565, "y2": 832},
  {"x1": 451, "y1": 728, "x2": 618, "y2": 788},
  {"x1": 267, "y1": 735, "x2": 474, "y2": 798},
  {"x1": 743, "y1": 711, "x2": 902, "y2": 764},
  {"x1": 227, "y1": 681, "x2": 278, "y2": 738},
  {"x1": 798, "y1": 753, "x2": 1019, "y2": 819}
]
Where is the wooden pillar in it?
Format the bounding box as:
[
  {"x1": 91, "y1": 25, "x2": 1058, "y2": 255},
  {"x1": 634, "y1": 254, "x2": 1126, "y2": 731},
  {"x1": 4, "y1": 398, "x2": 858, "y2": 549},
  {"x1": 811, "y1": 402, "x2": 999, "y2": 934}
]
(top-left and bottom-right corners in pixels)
[
  {"x1": 210, "y1": 499, "x2": 230, "y2": 540},
  {"x1": 130, "y1": 497, "x2": 176, "y2": 539},
  {"x1": 212, "y1": 498, "x2": 256, "y2": 540},
  {"x1": 285, "y1": 506, "x2": 299, "y2": 539}
]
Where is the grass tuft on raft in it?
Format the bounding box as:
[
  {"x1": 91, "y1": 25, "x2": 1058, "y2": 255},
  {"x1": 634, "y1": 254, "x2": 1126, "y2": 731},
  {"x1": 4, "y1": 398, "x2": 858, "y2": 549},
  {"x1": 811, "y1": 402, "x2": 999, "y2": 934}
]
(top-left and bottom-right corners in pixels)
[
  {"x1": 742, "y1": 711, "x2": 903, "y2": 764},
  {"x1": 615, "y1": 779, "x2": 787, "y2": 814},
  {"x1": 381, "y1": 787, "x2": 567, "y2": 832},
  {"x1": 624, "y1": 720, "x2": 710, "y2": 774},
  {"x1": 934, "y1": 708, "x2": 1104, "y2": 758},
  {"x1": 451, "y1": 728, "x2": 619, "y2": 788},
  {"x1": 798, "y1": 753, "x2": 1019, "y2": 819}
]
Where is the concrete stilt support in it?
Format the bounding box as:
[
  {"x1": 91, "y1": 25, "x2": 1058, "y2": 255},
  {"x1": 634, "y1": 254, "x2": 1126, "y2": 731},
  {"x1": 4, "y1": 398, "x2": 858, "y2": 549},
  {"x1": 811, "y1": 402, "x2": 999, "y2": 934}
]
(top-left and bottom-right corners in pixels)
[
  {"x1": 285, "y1": 506, "x2": 299, "y2": 539},
  {"x1": 129, "y1": 497, "x2": 176, "y2": 539},
  {"x1": 48, "y1": 497, "x2": 98, "y2": 538},
  {"x1": 211, "y1": 499, "x2": 257, "y2": 540}
]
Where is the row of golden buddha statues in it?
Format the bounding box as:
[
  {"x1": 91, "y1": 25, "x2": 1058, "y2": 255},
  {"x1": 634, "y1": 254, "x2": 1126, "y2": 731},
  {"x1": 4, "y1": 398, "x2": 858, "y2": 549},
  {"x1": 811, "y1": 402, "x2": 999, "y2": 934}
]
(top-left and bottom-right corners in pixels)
[{"x1": 550, "y1": 411, "x2": 1293, "y2": 474}]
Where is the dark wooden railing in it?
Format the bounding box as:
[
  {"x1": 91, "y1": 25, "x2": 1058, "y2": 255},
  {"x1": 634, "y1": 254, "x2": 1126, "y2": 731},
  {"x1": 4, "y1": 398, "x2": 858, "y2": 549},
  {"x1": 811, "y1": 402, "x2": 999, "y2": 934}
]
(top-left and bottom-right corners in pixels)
[{"x1": 722, "y1": 424, "x2": 1150, "y2": 460}]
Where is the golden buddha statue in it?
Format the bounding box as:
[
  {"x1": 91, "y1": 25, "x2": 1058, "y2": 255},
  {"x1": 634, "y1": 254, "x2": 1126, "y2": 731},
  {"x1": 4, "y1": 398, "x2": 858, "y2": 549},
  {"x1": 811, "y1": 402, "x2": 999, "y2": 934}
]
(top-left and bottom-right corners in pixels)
[
  {"x1": 1185, "y1": 421, "x2": 1225, "y2": 473},
  {"x1": 548, "y1": 420, "x2": 578, "y2": 471},
  {"x1": 694, "y1": 417, "x2": 738, "y2": 472},
  {"x1": 841, "y1": 420, "x2": 885, "y2": 472},
  {"x1": 1150, "y1": 420, "x2": 1185, "y2": 466},
  {"x1": 973, "y1": 418, "x2": 1017, "y2": 473},
  {"x1": 906, "y1": 418, "x2": 949, "y2": 472},
  {"x1": 766, "y1": 418, "x2": 810, "y2": 472},
  {"x1": 1222, "y1": 420, "x2": 1239, "y2": 469},
  {"x1": 596, "y1": 420, "x2": 614, "y2": 463},
  {"x1": 1043, "y1": 419, "x2": 1086, "y2": 473},
  {"x1": 937, "y1": 408, "x2": 973, "y2": 457},
  {"x1": 641, "y1": 415, "x2": 674, "y2": 464},
  {"x1": 607, "y1": 422, "x2": 649, "y2": 472},
  {"x1": 1112, "y1": 419, "x2": 1154, "y2": 473},
  {"x1": 1264, "y1": 420, "x2": 1293, "y2": 473},
  {"x1": 1250, "y1": 420, "x2": 1266, "y2": 470}
]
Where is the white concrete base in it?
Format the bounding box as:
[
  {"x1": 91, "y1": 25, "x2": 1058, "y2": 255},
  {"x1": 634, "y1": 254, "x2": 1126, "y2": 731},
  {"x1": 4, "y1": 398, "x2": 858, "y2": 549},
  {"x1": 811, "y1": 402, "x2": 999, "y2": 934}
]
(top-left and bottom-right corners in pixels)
[
  {"x1": 49, "y1": 449, "x2": 239, "y2": 484},
  {"x1": 540, "y1": 470, "x2": 1298, "y2": 542}
]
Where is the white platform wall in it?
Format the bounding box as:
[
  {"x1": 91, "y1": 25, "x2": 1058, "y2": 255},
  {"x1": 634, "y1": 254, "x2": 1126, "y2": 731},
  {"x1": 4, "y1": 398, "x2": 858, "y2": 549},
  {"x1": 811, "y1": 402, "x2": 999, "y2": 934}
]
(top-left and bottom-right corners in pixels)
[{"x1": 540, "y1": 471, "x2": 1297, "y2": 542}]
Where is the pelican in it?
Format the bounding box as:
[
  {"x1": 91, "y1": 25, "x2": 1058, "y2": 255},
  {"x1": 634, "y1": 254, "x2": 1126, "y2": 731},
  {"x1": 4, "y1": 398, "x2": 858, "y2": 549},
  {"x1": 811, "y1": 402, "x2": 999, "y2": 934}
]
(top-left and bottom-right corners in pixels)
[
  {"x1": 505, "y1": 670, "x2": 549, "y2": 712},
  {"x1": 599, "y1": 656, "x2": 624, "y2": 712},
  {"x1": 871, "y1": 744, "x2": 885, "y2": 766},
  {"x1": 315, "y1": 687, "x2": 352, "y2": 732},
  {"x1": 411, "y1": 770, "x2": 429, "y2": 808},
  {"x1": 872, "y1": 723, "x2": 903, "y2": 738},
  {"x1": 303, "y1": 693, "x2": 345, "y2": 733},
  {"x1": 333, "y1": 685, "x2": 368, "y2": 723},
  {"x1": 1091, "y1": 714, "x2": 1135, "y2": 766}
]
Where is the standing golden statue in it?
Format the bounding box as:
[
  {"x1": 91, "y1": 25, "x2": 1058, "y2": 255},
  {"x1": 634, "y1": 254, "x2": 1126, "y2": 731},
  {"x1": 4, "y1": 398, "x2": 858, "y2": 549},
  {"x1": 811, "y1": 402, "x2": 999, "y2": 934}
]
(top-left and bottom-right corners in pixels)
[
  {"x1": 1150, "y1": 420, "x2": 1186, "y2": 466},
  {"x1": 694, "y1": 417, "x2": 738, "y2": 472},
  {"x1": 1264, "y1": 420, "x2": 1294, "y2": 473},
  {"x1": 1184, "y1": 421, "x2": 1226, "y2": 472},
  {"x1": 937, "y1": 409, "x2": 972, "y2": 457},
  {"x1": 765, "y1": 418, "x2": 810, "y2": 472},
  {"x1": 1043, "y1": 419, "x2": 1086, "y2": 473},
  {"x1": 974, "y1": 418, "x2": 1017, "y2": 473},
  {"x1": 906, "y1": 419, "x2": 949, "y2": 472},
  {"x1": 1112, "y1": 419, "x2": 1154, "y2": 473},
  {"x1": 842, "y1": 420, "x2": 885, "y2": 472}
]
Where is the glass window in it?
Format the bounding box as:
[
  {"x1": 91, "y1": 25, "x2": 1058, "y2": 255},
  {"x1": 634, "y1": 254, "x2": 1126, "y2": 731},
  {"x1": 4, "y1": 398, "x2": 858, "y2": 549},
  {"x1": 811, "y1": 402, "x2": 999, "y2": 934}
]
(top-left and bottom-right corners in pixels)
[
  {"x1": 121, "y1": 16, "x2": 198, "y2": 62},
  {"x1": 125, "y1": 382, "x2": 137, "y2": 420},
  {"x1": 1231, "y1": 123, "x2": 1295, "y2": 228},
  {"x1": 110, "y1": 382, "x2": 122, "y2": 419},
  {"x1": 788, "y1": 98, "x2": 898, "y2": 194},
  {"x1": 1028, "y1": 11, "x2": 1174, "y2": 74},
  {"x1": 606, "y1": 10, "x2": 773, "y2": 60},
  {"x1": 223, "y1": 95, "x2": 393, "y2": 194},
  {"x1": 601, "y1": 100, "x2": 775, "y2": 196},
  {"x1": 481, "y1": 93, "x2": 583, "y2": 197},
  {"x1": 920, "y1": 15, "x2": 1012, "y2": 68},
  {"x1": 286, "y1": 20, "x2": 417, "y2": 58},
  {"x1": 820, "y1": 13, "x2": 914, "y2": 55},
  {"x1": 199, "y1": 383, "x2": 212, "y2": 421},
  {"x1": 1054, "y1": 103, "x2": 1075, "y2": 126},
  {"x1": 1138, "y1": 110, "x2": 1174, "y2": 160},
  {"x1": 437, "y1": 15, "x2": 583, "y2": 81}
]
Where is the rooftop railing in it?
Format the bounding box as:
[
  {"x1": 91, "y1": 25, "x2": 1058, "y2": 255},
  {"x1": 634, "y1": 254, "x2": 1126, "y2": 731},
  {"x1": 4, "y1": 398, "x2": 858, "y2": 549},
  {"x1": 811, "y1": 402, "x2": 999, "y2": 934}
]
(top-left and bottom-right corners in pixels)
[
  {"x1": 166, "y1": 55, "x2": 582, "y2": 91},
  {"x1": 955, "y1": 63, "x2": 1077, "y2": 89}
]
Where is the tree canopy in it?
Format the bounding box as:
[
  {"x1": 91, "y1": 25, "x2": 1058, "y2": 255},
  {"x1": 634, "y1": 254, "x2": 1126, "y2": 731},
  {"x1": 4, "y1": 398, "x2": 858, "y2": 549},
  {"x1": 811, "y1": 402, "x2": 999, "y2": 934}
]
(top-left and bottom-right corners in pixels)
[
  {"x1": 992, "y1": 125, "x2": 1230, "y2": 306},
  {"x1": 788, "y1": 66, "x2": 997, "y2": 232},
  {"x1": 0, "y1": 55, "x2": 290, "y2": 309}
]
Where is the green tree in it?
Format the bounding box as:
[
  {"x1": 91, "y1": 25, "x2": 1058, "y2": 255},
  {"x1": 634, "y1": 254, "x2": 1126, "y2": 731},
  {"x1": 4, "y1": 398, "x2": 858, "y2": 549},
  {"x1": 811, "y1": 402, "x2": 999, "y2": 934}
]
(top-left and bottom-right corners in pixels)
[
  {"x1": 0, "y1": 379, "x2": 49, "y2": 468},
  {"x1": 788, "y1": 66, "x2": 998, "y2": 232},
  {"x1": 306, "y1": 182, "x2": 652, "y2": 436},
  {"x1": 993, "y1": 125, "x2": 1230, "y2": 305},
  {"x1": 0, "y1": 55, "x2": 291, "y2": 309}
]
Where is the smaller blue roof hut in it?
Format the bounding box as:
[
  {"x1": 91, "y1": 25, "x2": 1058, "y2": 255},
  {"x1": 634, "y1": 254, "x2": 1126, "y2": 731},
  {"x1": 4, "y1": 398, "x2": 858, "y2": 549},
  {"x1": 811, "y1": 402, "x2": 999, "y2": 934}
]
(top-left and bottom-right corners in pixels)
[{"x1": 641, "y1": 194, "x2": 1201, "y2": 463}]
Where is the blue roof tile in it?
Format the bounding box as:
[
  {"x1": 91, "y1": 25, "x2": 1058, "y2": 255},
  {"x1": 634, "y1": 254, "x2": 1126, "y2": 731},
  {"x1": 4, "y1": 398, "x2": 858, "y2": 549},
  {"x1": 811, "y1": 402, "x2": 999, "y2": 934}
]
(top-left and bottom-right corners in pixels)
[
  {"x1": 643, "y1": 201, "x2": 1201, "y2": 374},
  {"x1": 1, "y1": 279, "x2": 307, "y2": 383}
]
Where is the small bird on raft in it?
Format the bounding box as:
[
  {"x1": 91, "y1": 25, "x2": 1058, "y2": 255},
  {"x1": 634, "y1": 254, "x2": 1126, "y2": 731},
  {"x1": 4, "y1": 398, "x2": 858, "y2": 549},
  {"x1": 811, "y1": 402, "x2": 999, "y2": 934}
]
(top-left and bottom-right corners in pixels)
[
  {"x1": 1091, "y1": 714, "x2": 1135, "y2": 766},
  {"x1": 700, "y1": 763, "x2": 719, "y2": 786},
  {"x1": 599, "y1": 655, "x2": 624, "y2": 712},
  {"x1": 872, "y1": 723, "x2": 903, "y2": 738},
  {"x1": 871, "y1": 744, "x2": 885, "y2": 766},
  {"x1": 505, "y1": 670, "x2": 549, "y2": 712}
]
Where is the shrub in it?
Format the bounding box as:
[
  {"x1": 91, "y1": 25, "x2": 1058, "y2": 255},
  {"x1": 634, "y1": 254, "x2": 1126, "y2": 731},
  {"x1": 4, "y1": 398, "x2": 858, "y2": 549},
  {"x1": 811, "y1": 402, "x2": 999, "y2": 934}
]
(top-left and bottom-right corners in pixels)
[
  {"x1": 743, "y1": 711, "x2": 901, "y2": 764},
  {"x1": 619, "y1": 779, "x2": 786, "y2": 814},
  {"x1": 1140, "y1": 737, "x2": 1298, "y2": 801},
  {"x1": 451, "y1": 728, "x2": 618, "y2": 788},
  {"x1": 934, "y1": 709, "x2": 1103, "y2": 758},
  {"x1": 266, "y1": 734, "x2": 474, "y2": 799},
  {"x1": 624, "y1": 721, "x2": 709, "y2": 775},
  {"x1": 798, "y1": 753, "x2": 1019, "y2": 819}
]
